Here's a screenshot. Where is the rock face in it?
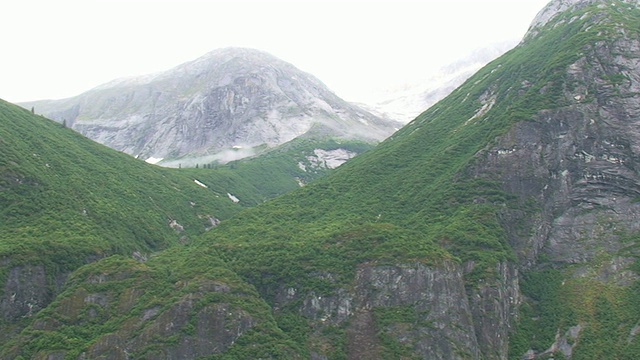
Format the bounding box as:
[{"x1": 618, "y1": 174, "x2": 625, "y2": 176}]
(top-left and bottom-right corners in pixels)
[
  {"x1": 22, "y1": 48, "x2": 399, "y2": 165},
  {"x1": 273, "y1": 262, "x2": 478, "y2": 359},
  {"x1": 263, "y1": 1, "x2": 640, "y2": 358},
  {"x1": 269, "y1": 261, "x2": 519, "y2": 360},
  {"x1": 473, "y1": 1, "x2": 640, "y2": 267},
  {"x1": 527, "y1": 0, "x2": 640, "y2": 33},
  {"x1": 460, "y1": 0, "x2": 640, "y2": 357},
  {"x1": 0, "y1": 265, "x2": 54, "y2": 321}
]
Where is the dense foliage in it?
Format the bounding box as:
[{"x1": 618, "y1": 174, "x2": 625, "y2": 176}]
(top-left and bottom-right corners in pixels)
[
  {"x1": 0, "y1": 99, "x2": 250, "y2": 346},
  {"x1": 2, "y1": 1, "x2": 640, "y2": 358},
  {"x1": 187, "y1": 137, "x2": 374, "y2": 206}
]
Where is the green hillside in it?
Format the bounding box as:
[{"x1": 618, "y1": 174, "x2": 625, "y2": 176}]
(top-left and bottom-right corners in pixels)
[
  {"x1": 2, "y1": 98, "x2": 357, "y2": 358},
  {"x1": 201, "y1": 1, "x2": 640, "y2": 358},
  {"x1": 191, "y1": 137, "x2": 374, "y2": 206},
  {"x1": 0, "y1": 99, "x2": 247, "y2": 338},
  {"x1": 3, "y1": 0, "x2": 640, "y2": 358}
]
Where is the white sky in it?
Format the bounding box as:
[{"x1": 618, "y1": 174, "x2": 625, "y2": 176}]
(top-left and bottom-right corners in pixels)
[{"x1": 0, "y1": 0, "x2": 550, "y2": 103}]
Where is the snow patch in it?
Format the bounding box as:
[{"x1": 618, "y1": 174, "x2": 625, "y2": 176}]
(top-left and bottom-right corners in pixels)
[
  {"x1": 497, "y1": 148, "x2": 516, "y2": 155},
  {"x1": 306, "y1": 148, "x2": 358, "y2": 169},
  {"x1": 194, "y1": 179, "x2": 208, "y2": 188},
  {"x1": 169, "y1": 219, "x2": 184, "y2": 232},
  {"x1": 466, "y1": 93, "x2": 496, "y2": 125},
  {"x1": 145, "y1": 157, "x2": 164, "y2": 164},
  {"x1": 227, "y1": 193, "x2": 240, "y2": 203}
]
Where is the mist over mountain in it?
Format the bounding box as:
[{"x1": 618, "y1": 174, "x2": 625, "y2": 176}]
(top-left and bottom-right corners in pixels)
[
  {"x1": 21, "y1": 48, "x2": 400, "y2": 166},
  {"x1": 358, "y1": 40, "x2": 518, "y2": 123}
]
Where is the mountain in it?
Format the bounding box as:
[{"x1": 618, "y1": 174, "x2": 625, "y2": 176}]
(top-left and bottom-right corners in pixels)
[
  {"x1": 205, "y1": 1, "x2": 638, "y2": 356},
  {"x1": 20, "y1": 48, "x2": 400, "y2": 166},
  {"x1": 191, "y1": 0, "x2": 640, "y2": 358},
  {"x1": 359, "y1": 41, "x2": 518, "y2": 123},
  {"x1": 4, "y1": 0, "x2": 640, "y2": 359},
  {"x1": 0, "y1": 98, "x2": 306, "y2": 353}
]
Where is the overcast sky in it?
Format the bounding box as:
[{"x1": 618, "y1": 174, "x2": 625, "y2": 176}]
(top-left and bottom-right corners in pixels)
[{"x1": 1, "y1": 0, "x2": 550, "y2": 103}]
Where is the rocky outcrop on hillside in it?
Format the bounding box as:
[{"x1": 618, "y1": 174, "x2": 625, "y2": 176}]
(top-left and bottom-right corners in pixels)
[
  {"x1": 277, "y1": 262, "x2": 479, "y2": 359},
  {"x1": 267, "y1": 260, "x2": 519, "y2": 359},
  {"x1": 462, "y1": 1, "x2": 640, "y2": 357},
  {"x1": 22, "y1": 48, "x2": 400, "y2": 165},
  {"x1": 473, "y1": 3, "x2": 640, "y2": 267},
  {"x1": 527, "y1": 0, "x2": 640, "y2": 35}
]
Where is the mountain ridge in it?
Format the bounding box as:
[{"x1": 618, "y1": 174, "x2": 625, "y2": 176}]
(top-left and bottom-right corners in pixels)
[
  {"x1": 3, "y1": 0, "x2": 640, "y2": 358},
  {"x1": 21, "y1": 47, "x2": 400, "y2": 166}
]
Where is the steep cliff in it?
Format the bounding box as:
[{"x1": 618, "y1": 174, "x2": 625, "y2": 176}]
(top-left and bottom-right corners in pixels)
[
  {"x1": 1, "y1": 251, "x2": 304, "y2": 359},
  {"x1": 21, "y1": 48, "x2": 400, "y2": 166}
]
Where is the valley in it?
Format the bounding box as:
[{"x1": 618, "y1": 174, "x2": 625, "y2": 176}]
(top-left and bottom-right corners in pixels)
[{"x1": 2, "y1": 0, "x2": 640, "y2": 358}]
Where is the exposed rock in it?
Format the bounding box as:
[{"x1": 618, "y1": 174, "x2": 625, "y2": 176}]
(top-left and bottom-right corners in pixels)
[
  {"x1": 305, "y1": 148, "x2": 358, "y2": 170},
  {"x1": 467, "y1": 262, "x2": 520, "y2": 359},
  {"x1": 21, "y1": 48, "x2": 400, "y2": 165},
  {"x1": 527, "y1": 0, "x2": 640, "y2": 38},
  {"x1": 0, "y1": 265, "x2": 52, "y2": 321},
  {"x1": 473, "y1": 30, "x2": 640, "y2": 268},
  {"x1": 131, "y1": 251, "x2": 147, "y2": 262},
  {"x1": 274, "y1": 261, "x2": 486, "y2": 359},
  {"x1": 168, "y1": 219, "x2": 184, "y2": 232},
  {"x1": 355, "y1": 262, "x2": 480, "y2": 359},
  {"x1": 23, "y1": 272, "x2": 261, "y2": 359},
  {"x1": 204, "y1": 215, "x2": 221, "y2": 231}
]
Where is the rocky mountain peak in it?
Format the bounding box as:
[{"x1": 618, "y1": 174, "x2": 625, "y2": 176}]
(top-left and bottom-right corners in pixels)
[
  {"x1": 525, "y1": 0, "x2": 639, "y2": 39},
  {"x1": 21, "y1": 48, "x2": 399, "y2": 166}
]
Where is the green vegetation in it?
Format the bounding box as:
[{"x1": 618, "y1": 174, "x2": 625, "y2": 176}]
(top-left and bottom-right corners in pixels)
[
  {"x1": 374, "y1": 306, "x2": 425, "y2": 359},
  {"x1": 201, "y1": 1, "x2": 640, "y2": 356},
  {"x1": 206, "y1": 0, "x2": 615, "y2": 291},
  {"x1": 3, "y1": 1, "x2": 640, "y2": 358},
  {"x1": 186, "y1": 137, "x2": 374, "y2": 206},
  {"x1": 1, "y1": 249, "x2": 304, "y2": 359},
  {"x1": 510, "y1": 264, "x2": 640, "y2": 360},
  {"x1": 0, "y1": 98, "x2": 247, "y2": 345},
  {"x1": 0, "y1": 98, "x2": 243, "y2": 261},
  {"x1": 505, "y1": 2, "x2": 640, "y2": 357}
]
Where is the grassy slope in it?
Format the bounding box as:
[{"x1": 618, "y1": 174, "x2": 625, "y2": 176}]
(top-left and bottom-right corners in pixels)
[
  {"x1": 203, "y1": 0, "x2": 590, "y2": 287},
  {"x1": 0, "y1": 99, "x2": 249, "y2": 341},
  {"x1": 187, "y1": 137, "x2": 375, "y2": 207},
  {"x1": 0, "y1": 98, "x2": 246, "y2": 263},
  {"x1": 0, "y1": 100, "x2": 372, "y2": 357},
  {"x1": 0, "y1": 100, "x2": 308, "y2": 357},
  {"x1": 2, "y1": 248, "x2": 305, "y2": 359},
  {"x1": 198, "y1": 1, "x2": 640, "y2": 357}
]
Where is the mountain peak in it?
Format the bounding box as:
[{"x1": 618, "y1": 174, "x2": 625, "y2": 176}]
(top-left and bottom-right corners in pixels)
[
  {"x1": 199, "y1": 47, "x2": 279, "y2": 60},
  {"x1": 21, "y1": 47, "x2": 399, "y2": 165},
  {"x1": 525, "y1": 0, "x2": 639, "y2": 38}
]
